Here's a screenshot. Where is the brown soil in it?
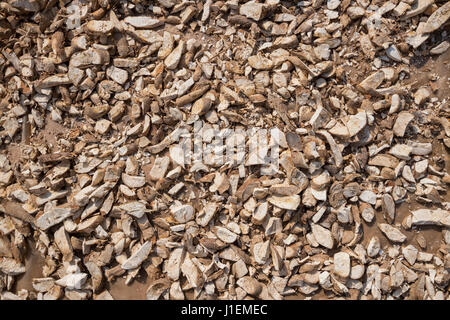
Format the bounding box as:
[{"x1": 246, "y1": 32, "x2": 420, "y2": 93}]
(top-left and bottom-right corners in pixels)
[
  {"x1": 33, "y1": 116, "x2": 69, "y2": 152},
  {"x1": 107, "y1": 276, "x2": 149, "y2": 300},
  {"x1": 14, "y1": 240, "x2": 45, "y2": 293},
  {"x1": 406, "y1": 48, "x2": 450, "y2": 101}
]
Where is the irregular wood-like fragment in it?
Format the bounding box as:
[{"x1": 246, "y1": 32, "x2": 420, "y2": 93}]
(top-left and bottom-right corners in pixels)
[
  {"x1": 175, "y1": 84, "x2": 210, "y2": 106},
  {"x1": 0, "y1": 201, "x2": 35, "y2": 224},
  {"x1": 317, "y1": 130, "x2": 343, "y2": 168},
  {"x1": 36, "y1": 206, "x2": 74, "y2": 230},
  {"x1": 121, "y1": 173, "x2": 146, "y2": 188},
  {"x1": 146, "y1": 279, "x2": 171, "y2": 300},
  {"x1": 165, "y1": 40, "x2": 185, "y2": 70},
  {"x1": 382, "y1": 194, "x2": 396, "y2": 223},
  {"x1": 346, "y1": 111, "x2": 367, "y2": 137},
  {"x1": 368, "y1": 154, "x2": 399, "y2": 169},
  {"x1": 196, "y1": 203, "x2": 218, "y2": 227},
  {"x1": 311, "y1": 224, "x2": 334, "y2": 249},
  {"x1": 120, "y1": 202, "x2": 147, "y2": 218},
  {"x1": 248, "y1": 55, "x2": 273, "y2": 70},
  {"x1": 239, "y1": 2, "x2": 267, "y2": 21},
  {"x1": 422, "y1": 2, "x2": 450, "y2": 33},
  {"x1": 181, "y1": 255, "x2": 203, "y2": 288},
  {"x1": 237, "y1": 276, "x2": 263, "y2": 296},
  {"x1": 0, "y1": 258, "x2": 25, "y2": 275},
  {"x1": 38, "y1": 152, "x2": 74, "y2": 163},
  {"x1": 86, "y1": 20, "x2": 114, "y2": 34},
  {"x1": 85, "y1": 261, "x2": 103, "y2": 293},
  {"x1": 393, "y1": 112, "x2": 414, "y2": 137},
  {"x1": 253, "y1": 240, "x2": 271, "y2": 265},
  {"x1": 148, "y1": 156, "x2": 170, "y2": 180},
  {"x1": 411, "y1": 208, "x2": 450, "y2": 227},
  {"x1": 268, "y1": 195, "x2": 300, "y2": 210},
  {"x1": 378, "y1": 223, "x2": 407, "y2": 243},
  {"x1": 403, "y1": 0, "x2": 434, "y2": 19},
  {"x1": 170, "y1": 203, "x2": 194, "y2": 223},
  {"x1": 334, "y1": 252, "x2": 351, "y2": 278},
  {"x1": 124, "y1": 16, "x2": 163, "y2": 29},
  {"x1": 167, "y1": 248, "x2": 184, "y2": 281},
  {"x1": 358, "y1": 71, "x2": 385, "y2": 93},
  {"x1": 122, "y1": 241, "x2": 153, "y2": 270},
  {"x1": 54, "y1": 226, "x2": 73, "y2": 262},
  {"x1": 214, "y1": 226, "x2": 238, "y2": 243}
]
